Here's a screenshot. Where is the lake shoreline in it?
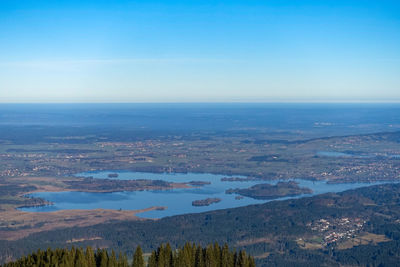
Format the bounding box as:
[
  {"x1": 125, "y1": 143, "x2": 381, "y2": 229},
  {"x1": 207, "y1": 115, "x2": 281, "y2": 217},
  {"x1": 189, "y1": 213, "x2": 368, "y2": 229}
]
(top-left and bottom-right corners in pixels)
[{"x1": 19, "y1": 171, "x2": 396, "y2": 219}]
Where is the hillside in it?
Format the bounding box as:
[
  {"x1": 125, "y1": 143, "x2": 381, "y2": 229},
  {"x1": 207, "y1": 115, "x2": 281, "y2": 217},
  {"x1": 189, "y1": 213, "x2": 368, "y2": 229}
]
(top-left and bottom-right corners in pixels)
[{"x1": 2, "y1": 183, "x2": 400, "y2": 266}]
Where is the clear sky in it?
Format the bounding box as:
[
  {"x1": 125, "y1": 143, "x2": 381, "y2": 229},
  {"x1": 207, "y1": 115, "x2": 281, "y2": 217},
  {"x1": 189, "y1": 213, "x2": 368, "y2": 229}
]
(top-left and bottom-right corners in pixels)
[{"x1": 0, "y1": 0, "x2": 399, "y2": 103}]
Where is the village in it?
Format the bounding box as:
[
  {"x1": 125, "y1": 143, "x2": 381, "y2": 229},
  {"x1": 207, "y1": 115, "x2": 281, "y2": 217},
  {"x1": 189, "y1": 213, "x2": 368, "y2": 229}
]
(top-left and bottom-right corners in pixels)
[{"x1": 307, "y1": 217, "x2": 366, "y2": 246}]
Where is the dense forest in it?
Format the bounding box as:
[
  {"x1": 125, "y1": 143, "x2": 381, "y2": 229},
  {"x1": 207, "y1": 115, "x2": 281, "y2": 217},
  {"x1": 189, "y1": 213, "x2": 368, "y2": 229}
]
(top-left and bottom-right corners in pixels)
[
  {"x1": 2, "y1": 243, "x2": 254, "y2": 267},
  {"x1": 2, "y1": 183, "x2": 400, "y2": 266}
]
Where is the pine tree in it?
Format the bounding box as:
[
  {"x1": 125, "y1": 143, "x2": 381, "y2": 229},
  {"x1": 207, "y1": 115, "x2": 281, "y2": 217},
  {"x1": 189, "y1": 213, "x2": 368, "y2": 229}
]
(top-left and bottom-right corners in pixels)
[
  {"x1": 236, "y1": 250, "x2": 249, "y2": 267},
  {"x1": 3, "y1": 242, "x2": 255, "y2": 267},
  {"x1": 85, "y1": 246, "x2": 96, "y2": 267},
  {"x1": 213, "y1": 242, "x2": 221, "y2": 266},
  {"x1": 74, "y1": 247, "x2": 87, "y2": 267},
  {"x1": 221, "y1": 244, "x2": 234, "y2": 267},
  {"x1": 205, "y1": 245, "x2": 217, "y2": 267},
  {"x1": 109, "y1": 250, "x2": 118, "y2": 267},
  {"x1": 132, "y1": 246, "x2": 145, "y2": 267},
  {"x1": 147, "y1": 250, "x2": 157, "y2": 267},
  {"x1": 117, "y1": 252, "x2": 129, "y2": 267},
  {"x1": 98, "y1": 249, "x2": 109, "y2": 267},
  {"x1": 164, "y1": 243, "x2": 173, "y2": 267},
  {"x1": 195, "y1": 245, "x2": 205, "y2": 267},
  {"x1": 248, "y1": 255, "x2": 256, "y2": 267},
  {"x1": 180, "y1": 242, "x2": 194, "y2": 267}
]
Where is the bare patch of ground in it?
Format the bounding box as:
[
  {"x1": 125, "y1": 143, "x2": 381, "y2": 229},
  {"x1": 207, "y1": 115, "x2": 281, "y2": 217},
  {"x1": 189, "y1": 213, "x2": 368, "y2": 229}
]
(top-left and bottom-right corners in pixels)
[
  {"x1": 0, "y1": 206, "x2": 163, "y2": 241},
  {"x1": 336, "y1": 232, "x2": 391, "y2": 250},
  {"x1": 66, "y1": 237, "x2": 103, "y2": 243},
  {"x1": 0, "y1": 176, "x2": 183, "y2": 241},
  {"x1": 296, "y1": 237, "x2": 324, "y2": 250},
  {"x1": 254, "y1": 252, "x2": 271, "y2": 259}
]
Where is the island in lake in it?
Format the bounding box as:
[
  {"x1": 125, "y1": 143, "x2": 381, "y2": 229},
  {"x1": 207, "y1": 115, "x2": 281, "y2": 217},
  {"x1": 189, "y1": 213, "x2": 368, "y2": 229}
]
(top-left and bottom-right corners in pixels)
[
  {"x1": 192, "y1": 198, "x2": 222, "y2": 207},
  {"x1": 187, "y1": 181, "x2": 212, "y2": 186},
  {"x1": 108, "y1": 173, "x2": 119, "y2": 178},
  {"x1": 221, "y1": 177, "x2": 255, "y2": 182},
  {"x1": 64, "y1": 177, "x2": 189, "y2": 193},
  {"x1": 226, "y1": 181, "x2": 313, "y2": 200}
]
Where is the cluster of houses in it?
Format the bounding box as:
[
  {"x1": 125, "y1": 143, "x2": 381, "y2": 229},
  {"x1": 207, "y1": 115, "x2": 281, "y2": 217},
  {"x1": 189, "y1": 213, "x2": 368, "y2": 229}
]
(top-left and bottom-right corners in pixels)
[{"x1": 308, "y1": 217, "x2": 366, "y2": 246}]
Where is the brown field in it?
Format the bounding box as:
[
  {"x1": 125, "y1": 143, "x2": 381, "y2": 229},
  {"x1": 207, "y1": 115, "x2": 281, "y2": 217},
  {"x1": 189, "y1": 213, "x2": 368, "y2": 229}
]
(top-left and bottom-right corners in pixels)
[
  {"x1": 337, "y1": 232, "x2": 391, "y2": 250},
  {"x1": 236, "y1": 236, "x2": 275, "y2": 246},
  {"x1": 296, "y1": 238, "x2": 324, "y2": 250},
  {"x1": 254, "y1": 252, "x2": 271, "y2": 259},
  {"x1": 0, "y1": 207, "x2": 162, "y2": 241},
  {"x1": 0, "y1": 176, "x2": 174, "y2": 241}
]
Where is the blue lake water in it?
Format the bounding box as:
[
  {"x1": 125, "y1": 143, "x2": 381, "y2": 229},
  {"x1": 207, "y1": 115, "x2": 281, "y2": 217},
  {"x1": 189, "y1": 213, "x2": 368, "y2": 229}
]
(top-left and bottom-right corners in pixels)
[
  {"x1": 20, "y1": 171, "x2": 392, "y2": 219},
  {"x1": 317, "y1": 151, "x2": 400, "y2": 159},
  {"x1": 316, "y1": 151, "x2": 374, "y2": 158},
  {"x1": 317, "y1": 151, "x2": 354, "y2": 157},
  {"x1": 5, "y1": 104, "x2": 400, "y2": 218}
]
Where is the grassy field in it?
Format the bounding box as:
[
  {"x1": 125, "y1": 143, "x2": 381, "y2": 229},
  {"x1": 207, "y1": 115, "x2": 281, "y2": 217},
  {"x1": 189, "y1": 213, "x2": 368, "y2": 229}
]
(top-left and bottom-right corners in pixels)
[{"x1": 1, "y1": 131, "x2": 400, "y2": 183}]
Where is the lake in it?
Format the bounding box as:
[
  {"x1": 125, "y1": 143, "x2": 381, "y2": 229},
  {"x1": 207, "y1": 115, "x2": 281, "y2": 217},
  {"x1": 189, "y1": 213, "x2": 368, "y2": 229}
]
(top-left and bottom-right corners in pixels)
[
  {"x1": 317, "y1": 151, "x2": 400, "y2": 159},
  {"x1": 20, "y1": 171, "x2": 391, "y2": 219}
]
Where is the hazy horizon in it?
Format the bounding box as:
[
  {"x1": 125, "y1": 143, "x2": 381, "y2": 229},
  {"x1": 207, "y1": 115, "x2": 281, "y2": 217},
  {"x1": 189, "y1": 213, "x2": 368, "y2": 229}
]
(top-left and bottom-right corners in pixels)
[{"x1": 1, "y1": 99, "x2": 400, "y2": 104}]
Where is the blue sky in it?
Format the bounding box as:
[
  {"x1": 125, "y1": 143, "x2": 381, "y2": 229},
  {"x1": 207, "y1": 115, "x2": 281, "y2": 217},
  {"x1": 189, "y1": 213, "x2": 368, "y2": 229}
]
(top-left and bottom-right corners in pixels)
[{"x1": 0, "y1": 0, "x2": 399, "y2": 102}]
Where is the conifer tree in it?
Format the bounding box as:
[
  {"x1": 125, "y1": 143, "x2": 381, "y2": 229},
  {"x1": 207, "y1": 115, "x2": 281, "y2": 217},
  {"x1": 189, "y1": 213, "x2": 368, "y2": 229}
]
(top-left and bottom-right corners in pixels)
[
  {"x1": 98, "y1": 249, "x2": 109, "y2": 267},
  {"x1": 85, "y1": 246, "x2": 96, "y2": 267},
  {"x1": 117, "y1": 251, "x2": 129, "y2": 267},
  {"x1": 248, "y1": 255, "x2": 256, "y2": 267},
  {"x1": 3, "y1": 242, "x2": 255, "y2": 267},
  {"x1": 132, "y1": 246, "x2": 145, "y2": 267},
  {"x1": 213, "y1": 242, "x2": 221, "y2": 266},
  {"x1": 236, "y1": 250, "x2": 249, "y2": 267},
  {"x1": 205, "y1": 245, "x2": 217, "y2": 267},
  {"x1": 147, "y1": 250, "x2": 157, "y2": 267},
  {"x1": 75, "y1": 247, "x2": 87, "y2": 267},
  {"x1": 109, "y1": 250, "x2": 117, "y2": 266},
  {"x1": 180, "y1": 242, "x2": 194, "y2": 267},
  {"x1": 195, "y1": 245, "x2": 205, "y2": 267},
  {"x1": 164, "y1": 243, "x2": 173, "y2": 267},
  {"x1": 221, "y1": 244, "x2": 234, "y2": 267}
]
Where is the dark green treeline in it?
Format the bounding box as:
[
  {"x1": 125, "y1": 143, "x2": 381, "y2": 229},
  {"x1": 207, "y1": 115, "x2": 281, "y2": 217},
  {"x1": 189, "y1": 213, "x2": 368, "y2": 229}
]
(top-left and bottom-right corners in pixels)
[{"x1": 3, "y1": 242, "x2": 255, "y2": 267}]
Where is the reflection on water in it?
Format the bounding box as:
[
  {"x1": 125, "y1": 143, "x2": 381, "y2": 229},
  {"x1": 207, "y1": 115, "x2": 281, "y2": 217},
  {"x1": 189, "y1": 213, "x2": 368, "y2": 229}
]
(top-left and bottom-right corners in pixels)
[{"x1": 19, "y1": 171, "x2": 392, "y2": 219}]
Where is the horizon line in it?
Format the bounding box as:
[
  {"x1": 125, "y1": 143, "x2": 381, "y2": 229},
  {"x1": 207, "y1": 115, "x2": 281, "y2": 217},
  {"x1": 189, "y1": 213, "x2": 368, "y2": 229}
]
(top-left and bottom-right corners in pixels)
[{"x1": 1, "y1": 101, "x2": 400, "y2": 104}]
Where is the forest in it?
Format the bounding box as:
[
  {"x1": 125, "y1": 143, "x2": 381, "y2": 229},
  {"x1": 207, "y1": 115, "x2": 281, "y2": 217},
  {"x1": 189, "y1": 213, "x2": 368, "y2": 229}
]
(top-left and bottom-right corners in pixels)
[
  {"x1": 2, "y1": 243, "x2": 254, "y2": 267},
  {"x1": 2, "y1": 183, "x2": 400, "y2": 266}
]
